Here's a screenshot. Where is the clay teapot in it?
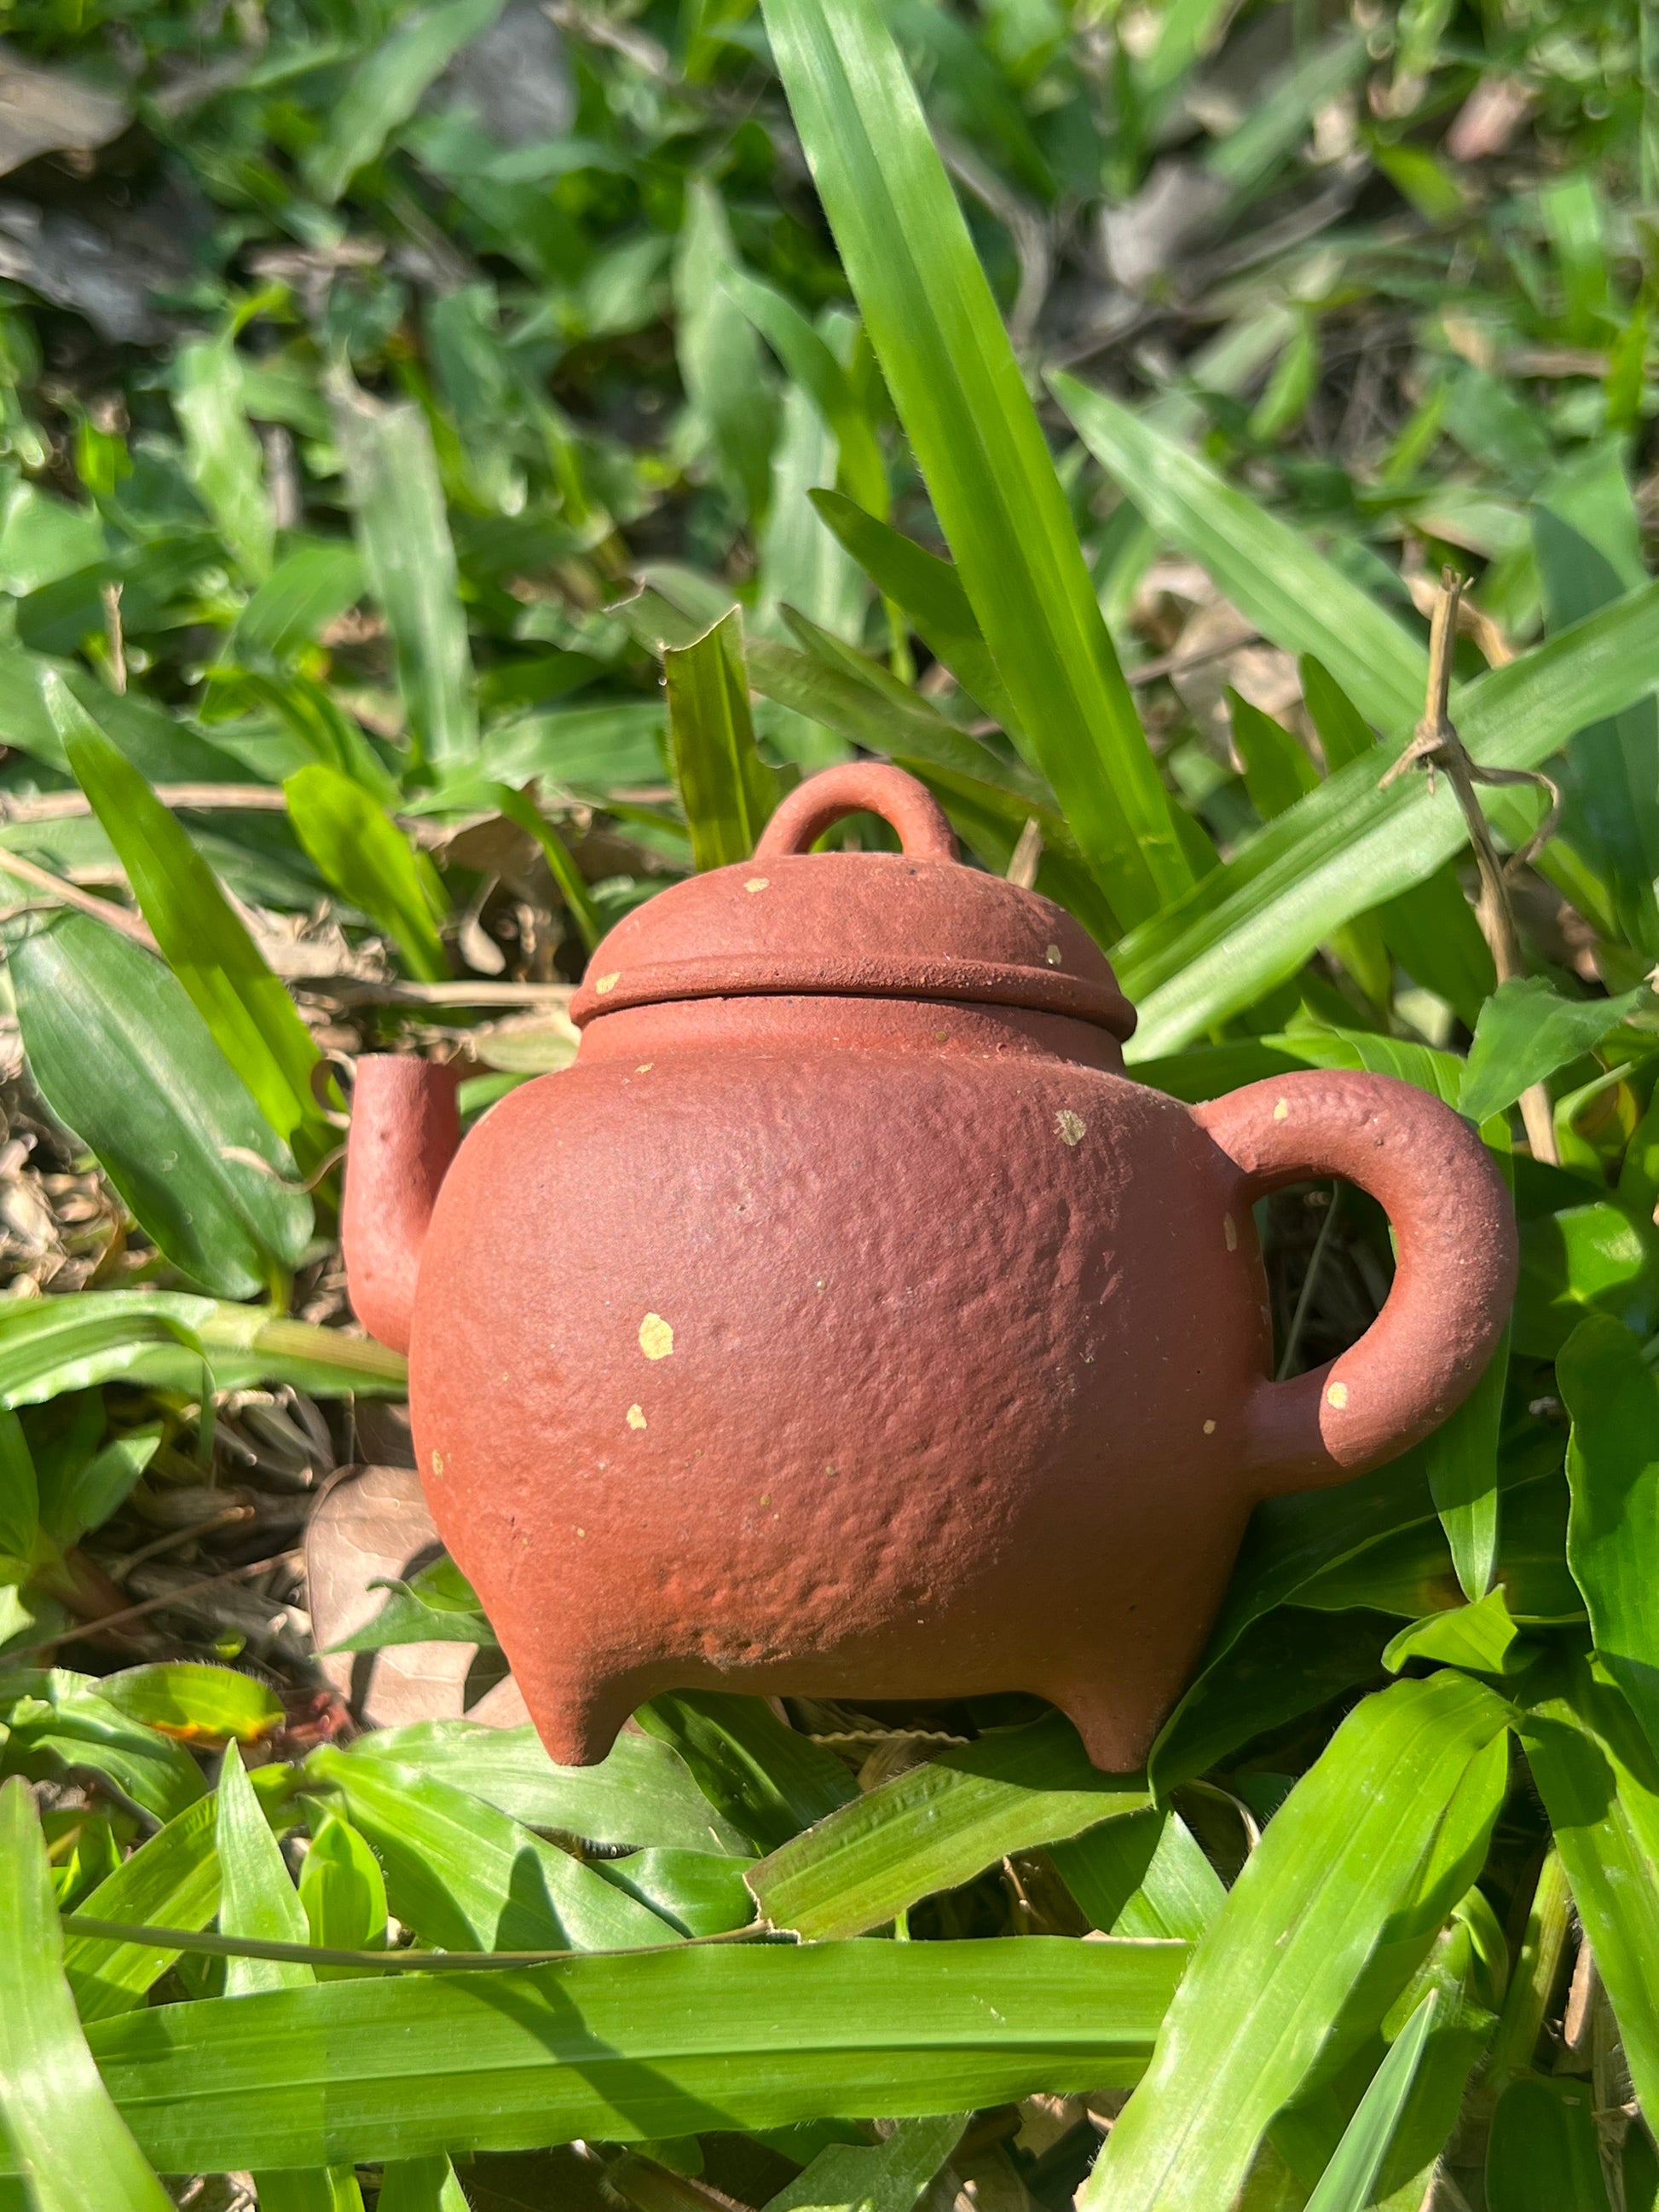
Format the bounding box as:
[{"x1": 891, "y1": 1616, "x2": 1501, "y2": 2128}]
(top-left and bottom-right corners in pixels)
[{"x1": 343, "y1": 763, "x2": 1517, "y2": 1773}]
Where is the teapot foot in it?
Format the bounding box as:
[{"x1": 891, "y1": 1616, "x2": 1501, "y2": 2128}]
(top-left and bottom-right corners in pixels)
[
  {"x1": 1052, "y1": 1691, "x2": 1160, "y2": 1779},
  {"x1": 513, "y1": 1671, "x2": 637, "y2": 1770}
]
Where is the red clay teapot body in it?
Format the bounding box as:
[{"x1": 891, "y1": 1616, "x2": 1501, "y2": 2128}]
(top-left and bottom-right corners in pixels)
[{"x1": 344, "y1": 765, "x2": 1517, "y2": 1773}]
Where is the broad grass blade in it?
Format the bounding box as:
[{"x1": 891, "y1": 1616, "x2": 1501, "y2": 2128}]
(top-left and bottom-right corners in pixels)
[
  {"x1": 0, "y1": 1291, "x2": 404, "y2": 1409},
  {"x1": 725, "y1": 275, "x2": 886, "y2": 520},
  {"x1": 808, "y1": 490, "x2": 1026, "y2": 742},
  {"x1": 591, "y1": 1848, "x2": 756, "y2": 1938},
  {"x1": 663, "y1": 609, "x2": 778, "y2": 869},
  {"x1": 10, "y1": 910, "x2": 311, "y2": 1298},
  {"x1": 218, "y1": 1740, "x2": 311, "y2": 1997},
  {"x1": 285, "y1": 764, "x2": 450, "y2": 981},
  {"x1": 635, "y1": 1690, "x2": 858, "y2": 1852},
  {"x1": 491, "y1": 783, "x2": 604, "y2": 953},
  {"x1": 1519, "y1": 1666, "x2": 1659, "y2": 2118},
  {"x1": 220, "y1": 1746, "x2": 366, "y2": 2209},
  {"x1": 760, "y1": 0, "x2": 1189, "y2": 921},
  {"x1": 764, "y1": 2114, "x2": 966, "y2": 2212},
  {"x1": 3, "y1": 1677, "x2": 205, "y2": 1824},
  {"x1": 258, "y1": 2173, "x2": 365, "y2": 2212},
  {"x1": 749, "y1": 1712, "x2": 1149, "y2": 1939},
  {"x1": 1461, "y1": 976, "x2": 1652, "y2": 1123},
  {"x1": 379, "y1": 2161, "x2": 469, "y2": 2212},
  {"x1": 174, "y1": 334, "x2": 273, "y2": 583},
  {"x1": 759, "y1": 389, "x2": 868, "y2": 672},
  {"x1": 0, "y1": 1777, "x2": 172, "y2": 2209},
  {"x1": 1302, "y1": 1990, "x2": 1438, "y2": 2212},
  {"x1": 305, "y1": 1749, "x2": 674, "y2": 1950},
  {"x1": 305, "y1": 0, "x2": 506, "y2": 203},
  {"x1": 1485, "y1": 2076, "x2": 1613, "y2": 2212},
  {"x1": 1052, "y1": 1810, "x2": 1224, "y2": 1941},
  {"x1": 45, "y1": 1939, "x2": 1185, "y2": 2175},
  {"x1": 332, "y1": 376, "x2": 478, "y2": 767},
  {"x1": 101, "y1": 1663, "x2": 280, "y2": 1743},
  {"x1": 0, "y1": 1412, "x2": 34, "y2": 1562},
  {"x1": 1052, "y1": 375, "x2": 1425, "y2": 731},
  {"x1": 1080, "y1": 1672, "x2": 1511, "y2": 2212},
  {"x1": 232, "y1": 541, "x2": 365, "y2": 667},
  {"x1": 1532, "y1": 442, "x2": 1659, "y2": 956},
  {"x1": 62, "y1": 1793, "x2": 220, "y2": 2022},
  {"x1": 674, "y1": 185, "x2": 777, "y2": 525},
  {"x1": 1558, "y1": 1317, "x2": 1659, "y2": 1756},
  {"x1": 51, "y1": 679, "x2": 328, "y2": 1158},
  {"x1": 1113, "y1": 586, "x2": 1659, "y2": 1054},
  {"x1": 344, "y1": 1721, "x2": 753, "y2": 1854}
]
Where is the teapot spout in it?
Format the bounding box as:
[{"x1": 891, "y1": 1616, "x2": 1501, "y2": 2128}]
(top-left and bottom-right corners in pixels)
[{"x1": 342, "y1": 1056, "x2": 461, "y2": 1356}]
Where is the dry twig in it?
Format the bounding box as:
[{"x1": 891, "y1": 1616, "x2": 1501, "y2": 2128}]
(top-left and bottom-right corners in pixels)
[
  {"x1": 0, "y1": 848, "x2": 159, "y2": 950},
  {"x1": 1380, "y1": 569, "x2": 1562, "y2": 1162},
  {"x1": 19, "y1": 1548, "x2": 303, "y2": 1656}
]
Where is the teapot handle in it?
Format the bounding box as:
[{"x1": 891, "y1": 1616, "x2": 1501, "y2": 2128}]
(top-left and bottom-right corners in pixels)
[
  {"x1": 754, "y1": 763, "x2": 957, "y2": 862},
  {"x1": 1193, "y1": 1071, "x2": 1517, "y2": 1496}
]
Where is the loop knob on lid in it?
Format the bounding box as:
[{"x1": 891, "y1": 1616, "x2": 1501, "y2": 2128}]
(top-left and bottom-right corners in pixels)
[
  {"x1": 754, "y1": 762, "x2": 957, "y2": 863},
  {"x1": 569, "y1": 763, "x2": 1136, "y2": 1040}
]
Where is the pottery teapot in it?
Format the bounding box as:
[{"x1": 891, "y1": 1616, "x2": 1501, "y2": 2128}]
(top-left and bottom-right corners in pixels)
[{"x1": 343, "y1": 762, "x2": 1517, "y2": 1773}]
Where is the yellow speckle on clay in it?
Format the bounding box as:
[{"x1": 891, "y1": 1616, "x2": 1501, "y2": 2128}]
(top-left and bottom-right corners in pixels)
[
  {"x1": 1273, "y1": 1097, "x2": 1289, "y2": 1121},
  {"x1": 1045, "y1": 943, "x2": 1062, "y2": 967},
  {"x1": 1223, "y1": 1212, "x2": 1238, "y2": 1251},
  {"x1": 1203, "y1": 1419, "x2": 1217, "y2": 1435},
  {"x1": 760, "y1": 1492, "x2": 771, "y2": 1507},
  {"x1": 627, "y1": 1404, "x2": 647, "y2": 1430},
  {"x1": 639, "y1": 1312, "x2": 674, "y2": 1360},
  {"x1": 1055, "y1": 1108, "x2": 1086, "y2": 1146},
  {"x1": 1327, "y1": 1382, "x2": 1350, "y2": 1409},
  {"x1": 576, "y1": 1527, "x2": 587, "y2": 1539},
  {"x1": 431, "y1": 1449, "x2": 444, "y2": 1477},
  {"x1": 744, "y1": 876, "x2": 769, "y2": 893},
  {"x1": 594, "y1": 972, "x2": 621, "y2": 995},
  {"x1": 636, "y1": 1062, "x2": 654, "y2": 1074}
]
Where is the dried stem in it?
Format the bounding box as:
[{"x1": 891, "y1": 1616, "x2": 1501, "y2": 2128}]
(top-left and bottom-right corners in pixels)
[
  {"x1": 1380, "y1": 569, "x2": 1561, "y2": 1162},
  {"x1": 1276, "y1": 1183, "x2": 1342, "y2": 1380},
  {"x1": 101, "y1": 580, "x2": 126, "y2": 695},
  {"x1": 0, "y1": 848, "x2": 159, "y2": 950},
  {"x1": 1006, "y1": 817, "x2": 1043, "y2": 888},
  {"x1": 18, "y1": 1547, "x2": 303, "y2": 1656}
]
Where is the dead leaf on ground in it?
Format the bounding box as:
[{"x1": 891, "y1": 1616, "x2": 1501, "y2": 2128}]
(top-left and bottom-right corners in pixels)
[
  {"x1": 0, "y1": 196, "x2": 179, "y2": 344},
  {"x1": 305, "y1": 1460, "x2": 526, "y2": 1728},
  {"x1": 0, "y1": 45, "x2": 127, "y2": 178}
]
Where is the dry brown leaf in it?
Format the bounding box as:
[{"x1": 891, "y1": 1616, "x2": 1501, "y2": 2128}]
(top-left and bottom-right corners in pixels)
[
  {"x1": 305, "y1": 1461, "x2": 525, "y2": 1730},
  {"x1": 0, "y1": 44, "x2": 127, "y2": 178}
]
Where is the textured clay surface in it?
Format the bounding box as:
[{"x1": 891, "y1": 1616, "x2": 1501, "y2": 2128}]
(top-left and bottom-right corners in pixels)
[{"x1": 344, "y1": 763, "x2": 1519, "y2": 1772}]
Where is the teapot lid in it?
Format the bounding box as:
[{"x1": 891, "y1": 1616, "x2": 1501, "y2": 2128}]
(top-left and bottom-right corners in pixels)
[{"x1": 569, "y1": 761, "x2": 1136, "y2": 1040}]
